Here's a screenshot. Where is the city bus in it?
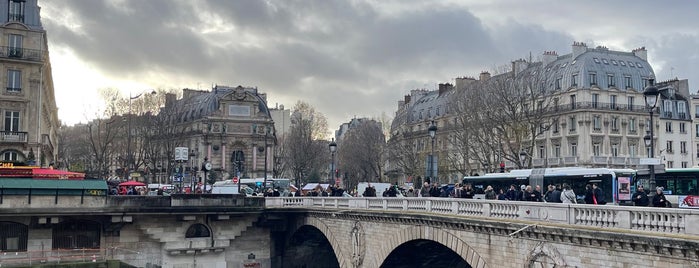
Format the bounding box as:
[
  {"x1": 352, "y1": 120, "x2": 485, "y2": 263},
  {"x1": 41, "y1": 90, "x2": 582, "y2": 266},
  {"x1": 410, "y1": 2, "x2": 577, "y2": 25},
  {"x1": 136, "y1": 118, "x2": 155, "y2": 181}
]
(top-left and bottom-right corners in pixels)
[
  {"x1": 463, "y1": 167, "x2": 635, "y2": 204},
  {"x1": 637, "y1": 168, "x2": 699, "y2": 207}
]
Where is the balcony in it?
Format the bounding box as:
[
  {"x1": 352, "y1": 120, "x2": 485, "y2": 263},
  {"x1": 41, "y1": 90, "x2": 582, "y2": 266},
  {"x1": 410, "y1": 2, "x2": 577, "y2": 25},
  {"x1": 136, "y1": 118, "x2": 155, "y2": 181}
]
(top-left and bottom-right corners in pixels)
[
  {"x1": 8, "y1": 13, "x2": 24, "y2": 23},
  {"x1": 0, "y1": 131, "x2": 28, "y2": 143},
  {"x1": 611, "y1": 157, "x2": 627, "y2": 165},
  {"x1": 0, "y1": 46, "x2": 43, "y2": 62},
  {"x1": 628, "y1": 158, "x2": 640, "y2": 165},
  {"x1": 591, "y1": 156, "x2": 608, "y2": 165},
  {"x1": 532, "y1": 158, "x2": 545, "y2": 167},
  {"x1": 547, "y1": 157, "x2": 561, "y2": 166},
  {"x1": 563, "y1": 157, "x2": 578, "y2": 165}
]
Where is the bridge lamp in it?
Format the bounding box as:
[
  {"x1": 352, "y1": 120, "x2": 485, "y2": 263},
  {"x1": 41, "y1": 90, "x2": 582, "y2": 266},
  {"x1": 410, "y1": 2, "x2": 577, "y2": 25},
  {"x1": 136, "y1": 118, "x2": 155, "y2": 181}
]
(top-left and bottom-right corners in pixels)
[
  {"x1": 329, "y1": 138, "x2": 337, "y2": 185},
  {"x1": 643, "y1": 79, "x2": 659, "y2": 194},
  {"x1": 428, "y1": 121, "x2": 438, "y2": 184},
  {"x1": 519, "y1": 150, "x2": 527, "y2": 168}
]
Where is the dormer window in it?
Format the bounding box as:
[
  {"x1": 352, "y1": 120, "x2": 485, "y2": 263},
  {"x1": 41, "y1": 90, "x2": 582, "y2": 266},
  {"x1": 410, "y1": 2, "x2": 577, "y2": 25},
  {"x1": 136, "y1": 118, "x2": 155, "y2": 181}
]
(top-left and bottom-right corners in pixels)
[
  {"x1": 602, "y1": 59, "x2": 609, "y2": 65},
  {"x1": 620, "y1": 61, "x2": 626, "y2": 66},
  {"x1": 593, "y1": 58, "x2": 600, "y2": 64},
  {"x1": 628, "y1": 61, "x2": 635, "y2": 68},
  {"x1": 611, "y1": 60, "x2": 618, "y2": 65},
  {"x1": 8, "y1": 0, "x2": 25, "y2": 23},
  {"x1": 636, "y1": 62, "x2": 643, "y2": 68}
]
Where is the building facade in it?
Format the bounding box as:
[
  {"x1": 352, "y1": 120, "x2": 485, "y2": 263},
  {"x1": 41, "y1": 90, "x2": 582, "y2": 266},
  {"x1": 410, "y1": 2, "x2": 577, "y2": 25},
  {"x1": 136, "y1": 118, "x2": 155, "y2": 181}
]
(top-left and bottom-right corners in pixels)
[
  {"x1": 654, "y1": 79, "x2": 693, "y2": 169},
  {"x1": 388, "y1": 42, "x2": 669, "y2": 183},
  {"x1": 0, "y1": 0, "x2": 59, "y2": 166}
]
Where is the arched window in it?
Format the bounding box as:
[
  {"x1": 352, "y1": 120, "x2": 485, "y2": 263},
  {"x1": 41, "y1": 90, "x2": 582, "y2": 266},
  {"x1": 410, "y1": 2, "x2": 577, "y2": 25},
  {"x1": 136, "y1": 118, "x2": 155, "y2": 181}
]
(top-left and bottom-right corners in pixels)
[
  {"x1": 0, "y1": 222, "x2": 28, "y2": 251},
  {"x1": 185, "y1": 223, "x2": 211, "y2": 238},
  {"x1": 52, "y1": 220, "x2": 101, "y2": 249}
]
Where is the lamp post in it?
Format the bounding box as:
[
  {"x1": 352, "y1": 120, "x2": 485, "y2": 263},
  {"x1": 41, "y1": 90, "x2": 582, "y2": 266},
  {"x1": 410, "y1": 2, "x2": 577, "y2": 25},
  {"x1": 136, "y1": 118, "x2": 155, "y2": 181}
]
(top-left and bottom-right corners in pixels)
[
  {"x1": 643, "y1": 79, "x2": 659, "y2": 192},
  {"x1": 258, "y1": 126, "x2": 271, "y2": 189},
  {"x1": 126, "y1": 90, "x2": 155, "y2": 181},
  {"x1": 329, "y1": 138, "x2": 337, "y2": 185},
  {"x1": 428, "y1": 121, "x2": 437, "y2": 184},
  {"x1": 519, "y1": 150, "x2": 527, "y2": 168}
]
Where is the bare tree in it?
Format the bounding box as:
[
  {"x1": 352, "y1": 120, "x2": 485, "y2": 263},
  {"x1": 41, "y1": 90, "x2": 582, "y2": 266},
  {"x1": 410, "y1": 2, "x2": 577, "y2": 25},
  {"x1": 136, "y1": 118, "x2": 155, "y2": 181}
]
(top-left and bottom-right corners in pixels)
[
  {"x1": 337, "y1": 120, "x2": 385, "y2": 191},
  {"x1": 285, "y1": 101, "x2": 329, "y2": 188}
]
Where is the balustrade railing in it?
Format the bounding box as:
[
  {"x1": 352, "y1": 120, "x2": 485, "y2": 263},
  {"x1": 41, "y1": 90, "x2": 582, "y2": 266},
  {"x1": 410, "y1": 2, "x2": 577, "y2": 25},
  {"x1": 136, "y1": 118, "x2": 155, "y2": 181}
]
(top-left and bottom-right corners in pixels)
[{"x1": 267, "y1": 197, "x2": 699, "y2": 236}]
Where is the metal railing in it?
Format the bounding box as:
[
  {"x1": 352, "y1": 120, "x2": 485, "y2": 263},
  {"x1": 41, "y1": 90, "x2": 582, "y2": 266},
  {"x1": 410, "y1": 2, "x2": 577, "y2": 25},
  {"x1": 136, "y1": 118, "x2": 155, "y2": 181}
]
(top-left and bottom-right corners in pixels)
[
  {"x1": 0, "y1": 131, "x2": 27, "y2": 143},
  {"x1": 0, "y1": 46, "x2": 43, "y2": 62},
  {"x1": 266, "y1": 197, "x2": 699, "y2": 236}
]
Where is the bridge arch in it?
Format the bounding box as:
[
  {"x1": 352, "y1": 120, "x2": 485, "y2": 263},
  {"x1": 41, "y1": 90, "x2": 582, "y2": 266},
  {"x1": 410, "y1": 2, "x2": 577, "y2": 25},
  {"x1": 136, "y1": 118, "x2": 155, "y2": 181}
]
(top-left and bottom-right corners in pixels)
[
  {"x1": 370, "y1": 225, "x2": 488, "y2": 268},
  {"x1": 289, "y1": 217, "x2": 348, "y2": 267}
]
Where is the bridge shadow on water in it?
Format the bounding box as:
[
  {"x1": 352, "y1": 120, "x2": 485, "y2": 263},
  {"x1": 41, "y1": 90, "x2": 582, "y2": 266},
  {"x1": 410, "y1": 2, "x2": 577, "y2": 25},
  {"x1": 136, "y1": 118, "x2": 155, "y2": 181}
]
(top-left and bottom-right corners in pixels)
[
  {"x1": 282, "y1": 225, "x2": 340, "y2": 268},
  {"x1": 381, "y1": 239, "x2": 472, "y2": 268}
]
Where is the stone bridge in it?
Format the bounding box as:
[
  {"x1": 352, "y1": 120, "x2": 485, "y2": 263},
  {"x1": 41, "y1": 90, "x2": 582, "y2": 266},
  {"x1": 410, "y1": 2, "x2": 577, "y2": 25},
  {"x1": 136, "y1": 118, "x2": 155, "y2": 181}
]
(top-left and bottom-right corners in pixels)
[
  {"x1": 266, "y1": 197, "x2": 699, "y2": 268},
  {"x1": 0, "y1": 194, "x2": 697, "y2": 267}
]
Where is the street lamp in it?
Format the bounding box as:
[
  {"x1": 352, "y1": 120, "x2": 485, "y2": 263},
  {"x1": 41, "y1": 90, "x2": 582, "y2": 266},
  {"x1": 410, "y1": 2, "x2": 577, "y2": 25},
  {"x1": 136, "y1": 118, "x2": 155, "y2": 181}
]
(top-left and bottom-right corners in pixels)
[
  {"x1": 519, "y1": 150, "x2": 527, "y2": 168},
  {"x1": 428, "y1": 121, "x2": 437, "y2": 184},
  {"x1": 643, "y1": 79, "x2": 659, "y2": 193},
  {"x1": 329, "y1": 138, "x2": 337, "y2": 185},
  {"x1": 258, "y1": 125, "x2": 272, "y2": 189},
  {"x1": 126, "y1": 89, "x2": 156, "y2": 181}
]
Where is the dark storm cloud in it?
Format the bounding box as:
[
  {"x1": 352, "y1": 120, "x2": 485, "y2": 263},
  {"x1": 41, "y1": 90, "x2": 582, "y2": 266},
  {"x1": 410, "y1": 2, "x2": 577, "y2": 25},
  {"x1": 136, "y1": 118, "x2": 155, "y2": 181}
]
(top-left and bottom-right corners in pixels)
[{"x1": 45, "y1": 0, "x2": 687, "y2": 130}]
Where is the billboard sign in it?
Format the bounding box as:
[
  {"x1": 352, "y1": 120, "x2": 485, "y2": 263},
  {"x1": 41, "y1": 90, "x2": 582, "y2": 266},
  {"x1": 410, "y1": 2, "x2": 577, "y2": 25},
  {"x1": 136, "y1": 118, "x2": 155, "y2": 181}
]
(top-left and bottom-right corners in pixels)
[
  {"x1": 678, "y1": 195, "x2": 699, "y2": 209},
  {"x1": 175, "y1": 147, "x2": 189, "y2": 161}
]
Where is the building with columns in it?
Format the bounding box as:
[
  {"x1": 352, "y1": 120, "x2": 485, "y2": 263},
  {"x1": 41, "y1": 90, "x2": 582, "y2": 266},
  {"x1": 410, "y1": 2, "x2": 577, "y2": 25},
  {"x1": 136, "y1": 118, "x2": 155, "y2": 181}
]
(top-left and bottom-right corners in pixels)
[
  {"x1": 0, "y1": 0, "x2": 59, "y2": 167},
  {"x1": 157, "y1": 85, "x2": 276, "y2": 183},
  {"x1": 388, "y1": 42, "x2": 666, "y2": 183}
]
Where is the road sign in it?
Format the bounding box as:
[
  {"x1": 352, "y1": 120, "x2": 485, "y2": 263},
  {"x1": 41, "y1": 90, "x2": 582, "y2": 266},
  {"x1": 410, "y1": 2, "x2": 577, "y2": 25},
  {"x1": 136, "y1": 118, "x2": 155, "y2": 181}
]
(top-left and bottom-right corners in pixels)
[
  {"x1": 175, "y1": 147, "x2": 189, "y2": 161},
  {"x1": 232, "y1": 177, "x2": 239, "y2": 184},
  {"x1": 640, "y1": 158, "x2": 661, "y2": 165}
]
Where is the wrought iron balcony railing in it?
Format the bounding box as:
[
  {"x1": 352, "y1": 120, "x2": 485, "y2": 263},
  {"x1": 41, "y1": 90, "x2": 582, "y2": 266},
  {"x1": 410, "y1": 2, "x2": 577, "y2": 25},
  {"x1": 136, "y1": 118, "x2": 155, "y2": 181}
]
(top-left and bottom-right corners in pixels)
[
  {"x1": 0, "y1": 131, "x2": 28, "y2": 143},
  {"x1": 0, "y1": 46, "x2": 43, "y2": 62}
]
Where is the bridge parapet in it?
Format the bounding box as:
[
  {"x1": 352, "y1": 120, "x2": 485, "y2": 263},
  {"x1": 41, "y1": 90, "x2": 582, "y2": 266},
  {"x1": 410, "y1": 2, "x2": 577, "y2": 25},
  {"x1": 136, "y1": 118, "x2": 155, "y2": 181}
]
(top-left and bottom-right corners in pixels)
[{"x1": 266, "y1": 197, "x2": 699, "y2": 236}]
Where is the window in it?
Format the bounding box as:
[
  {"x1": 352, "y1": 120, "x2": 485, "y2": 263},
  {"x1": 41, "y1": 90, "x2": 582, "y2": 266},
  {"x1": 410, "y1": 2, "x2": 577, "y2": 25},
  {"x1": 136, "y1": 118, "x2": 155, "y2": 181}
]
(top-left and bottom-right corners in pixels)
[
  {"x1": 569, "y1": 116, "x2": 576, "y2": 131},
  {"x1": 611, "y1": 117, "x2": 619, "y2": 131},
  {"x1": 681, "y1": 141, "x2": 687, "y2": 154},
  {"x1": 0, "y1": 222, "x2": 27, "y2": 251},
  {"x1": 611, "y1": 59, "x2": 618, "y2": 65},
  {"x1": 538, "y1": 123, "x2": 545, "y2": 134},
  {"x1": 624, "y1": 76, "x2": 632, "y2": 89},
  {"x1": 666, "y1": 122, "x2": 673, "y2": 133},
  {"x1": 592, "y1": 94, "x2": 599, "y2": 108},
  {"x1": 696, "y1": 145, "x2": 699, "y2": 158},
  {"x1": 539, "y1": 145, "x2": 545, "y2": 158},
  {"x1": 185, "y1": 224, "x2": 211, "y2": 238},
  {"x1": 696, "y1": 124, "x2": 699, "y2": 137},
  {"x1": 570, "y1": 95, "x2": 576, "y2": 109},
  {"x1": 667, "y1": 161, "x2": 674, "y2": 168},
  {"x1": 593, "y1": 143, "x2": 601, "y2": 156},
  {"x1": 642, "y1": 78, "x2": 649, "y2": 88},
  {"x1": 629, "y1": 144, "x2": 637, "y2": 158},
  {"x1": 682, "y1": 162, "x2": 688, "y2": 168},
  {"x1": 628, "y1": 61, "x2": 635, "y2": 68},
  {"x1": 1, "y1": 151, "x2": 17, "y2": 161},
  {"x1": 570, "y1": 143, "x2": 577, "y2": 156},
  {"x1": 679, "y1": 102, "x2": 687, "y2": 118},
  {"x1": 593, "y1": 115, "x2": 601, "y2": 130},
  {"x1": 571, "y1": 74, "x2": 578, "y2": 87},
  {"x1": 680, "y1": 122, "x2": 686, "y2": 133},
  {"x1": 8, "y1": 0, "x2": 25, "y2": 22},
  {"x1": 593, "y1": 58, "x2": 600, "y2": 64},
  {"x1": 552, "y1": 120, "x2": 559, "y2": 133},
  {"x1": 554, "y1": 145, "x2": 560, "y2": 157},
  {"x1": 627, "y1": 96, "x2": 634, "y2": 110},
  {"x1": 4, "y1": 111, "x2": 19, "y2": 132},
  {"x1": 620, "y1": 61, "x2": 626, "y2": 66},
  {"x1": 696, "y1": 105, "x2": 699, "y2": 117},
  {"x1": 589, "y1": 73, "x2": 597, "y2": 86},
  {"x1": 8, "y1": 34, "x2": 22, "y2": 58},
  {"x1": 602, "y1": 59, "x2": 609, "y2": 65},
  {"x1": 7, "y1": 70, "x2": 21, "y2": 92},
  {"x1": 629, "y1": 118, "x2": 636, "y2": 132},
  {"x1": 610, "y1": 95, "x2": 617, "y2": 109},
  {"x1": 611, "y1": 143, "x2": 619, "y2": 157},
  {"x1": 555, "y1": 77, "x2": 562, "y2": 89},
  {"x1": 636, "y1": 62, "x2": 643, "y2": 68},
  {"x1": 607, "y1": 74, "x2": 616, "y2": 87},
  {"x1": 667, "y1": 141, "x2": 673, "y2": 153}
]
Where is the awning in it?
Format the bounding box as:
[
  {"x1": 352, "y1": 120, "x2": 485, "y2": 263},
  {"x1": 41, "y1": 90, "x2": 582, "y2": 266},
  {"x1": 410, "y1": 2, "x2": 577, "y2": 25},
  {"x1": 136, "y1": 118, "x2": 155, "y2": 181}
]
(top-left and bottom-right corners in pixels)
[{"x1": 0, "y1": 178, "x2": 107, "y2": 190}]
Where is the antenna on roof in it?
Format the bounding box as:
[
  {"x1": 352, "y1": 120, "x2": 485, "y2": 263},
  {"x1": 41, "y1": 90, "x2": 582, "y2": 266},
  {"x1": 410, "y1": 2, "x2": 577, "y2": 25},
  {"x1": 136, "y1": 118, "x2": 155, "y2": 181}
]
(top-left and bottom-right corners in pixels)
[{"x1": 529, "y1": 51, "x2": 532, "y2": 62}]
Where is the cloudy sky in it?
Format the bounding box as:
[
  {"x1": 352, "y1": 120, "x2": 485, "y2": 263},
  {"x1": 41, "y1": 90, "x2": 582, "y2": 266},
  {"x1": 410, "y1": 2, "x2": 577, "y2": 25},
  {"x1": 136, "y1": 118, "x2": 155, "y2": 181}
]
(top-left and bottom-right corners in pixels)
[{"x1": 40, "y1": 0, "x2": 698, "y2": 133}]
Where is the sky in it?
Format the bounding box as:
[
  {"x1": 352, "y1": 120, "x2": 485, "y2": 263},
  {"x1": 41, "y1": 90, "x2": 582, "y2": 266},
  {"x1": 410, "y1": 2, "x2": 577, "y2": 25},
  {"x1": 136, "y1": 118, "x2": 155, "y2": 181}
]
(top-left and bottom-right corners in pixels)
[{"x1": 40, "y1": 0, "x2": 699, "y2": 133}]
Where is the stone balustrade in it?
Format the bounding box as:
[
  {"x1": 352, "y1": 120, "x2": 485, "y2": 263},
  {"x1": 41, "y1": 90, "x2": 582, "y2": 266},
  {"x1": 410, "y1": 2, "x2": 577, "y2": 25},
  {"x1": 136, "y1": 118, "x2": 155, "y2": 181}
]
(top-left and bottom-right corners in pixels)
[{"x1": 266, "y1": 197, "x2": 699, "y2": 236}]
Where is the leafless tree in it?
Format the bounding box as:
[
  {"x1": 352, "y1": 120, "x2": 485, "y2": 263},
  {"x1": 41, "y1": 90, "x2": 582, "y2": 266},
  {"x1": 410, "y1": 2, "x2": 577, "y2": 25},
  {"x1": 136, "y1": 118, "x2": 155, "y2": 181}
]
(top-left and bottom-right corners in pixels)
[
  {"x1": 285, "y1": 101, "x2": 329, "y2": 188},
  {"x1": 337, "y1": 120, "x2": 385, "y2": 191}
]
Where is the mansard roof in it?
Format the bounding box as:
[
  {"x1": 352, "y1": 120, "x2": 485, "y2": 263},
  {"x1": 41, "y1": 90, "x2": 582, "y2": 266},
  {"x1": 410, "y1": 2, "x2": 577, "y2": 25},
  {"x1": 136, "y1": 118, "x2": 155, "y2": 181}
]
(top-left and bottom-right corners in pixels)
[{"x1": 166, "y1": 85, "x2": 271, "y2": 123}]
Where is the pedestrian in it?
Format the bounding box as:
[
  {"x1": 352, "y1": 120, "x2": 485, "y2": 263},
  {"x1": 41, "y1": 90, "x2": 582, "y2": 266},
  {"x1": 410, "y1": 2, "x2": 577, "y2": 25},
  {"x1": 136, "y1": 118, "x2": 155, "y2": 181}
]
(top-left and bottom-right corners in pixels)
[
  {"x1": 405, "y1": 186, "x2": 417, "y2": 197},
  {"x1": 584, "y1": 184, "x2": 594, "y2": 204},
  {"x1": 523, "y1": 185, "x2": 538, "y2": 202},
  {"x1": 652, "y1": 187, "x2": 670, "y2": 207},
  {"x1": 497, "y1": 189, "x2": 507, "y2": 200},
  {"x1": 592, "y1": 183, "x2": 606, "y2": 205},
  {"x1": 429, "y1": 183, "x2": 440, "y2": 197},
  {"x1": 419, "y1": 182, "x2": 431, "y2": 197},
  {"x1": 544, "y1": 184, "x2": 562, "y2": 203},
  {"x1": 484, "y1": 185, "x2": 496, "y2": 200},
  {"x1": 560, "y1": 183, "x2": 577, "y2": 204},
  {"x1": 632, "y1": 185, "x2": 649, "y2": 206},
  {"x1": 462, "y1": 184, "x2": 475, "y2": 199},
  {"x1": 505, "y1": 184, "x2": 518, "y2": 201}
]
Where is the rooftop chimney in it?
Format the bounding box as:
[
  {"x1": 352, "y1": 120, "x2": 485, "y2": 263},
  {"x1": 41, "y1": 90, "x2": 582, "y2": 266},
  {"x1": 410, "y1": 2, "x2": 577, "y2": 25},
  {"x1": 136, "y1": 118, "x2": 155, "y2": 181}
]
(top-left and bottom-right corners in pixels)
[
  {"x1": 542, "y1": 51, "x2": 558, "y2": 67},
  {"x1": 479, "y1": 71, "x2": 491, "y2": 81},
  {"x1": 571, "y1": 41, "x2": 587, "y2": 59},
  {"x1": 632, "y1": 46, "x2": 647, "y2": 61}
]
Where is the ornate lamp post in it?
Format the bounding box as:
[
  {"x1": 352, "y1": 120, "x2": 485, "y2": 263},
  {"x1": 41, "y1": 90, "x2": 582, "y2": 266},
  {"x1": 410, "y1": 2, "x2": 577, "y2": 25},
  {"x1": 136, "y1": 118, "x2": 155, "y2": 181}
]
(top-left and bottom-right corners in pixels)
[
  {"x1": 329, "y1": 138, "x2": 337, "y2": 185},
  {"x1": 428, "y1": 121, "x2": 438, "y2": 184},
  {"x1": 643, "y1": 79, "x2": 659, "y2": 192},
  {"x1": 519, "y1": 150, "x2": 527, "y2": 168},
  {"x1": 126, "y1": 89, "x2": 155, "y2": 180}
]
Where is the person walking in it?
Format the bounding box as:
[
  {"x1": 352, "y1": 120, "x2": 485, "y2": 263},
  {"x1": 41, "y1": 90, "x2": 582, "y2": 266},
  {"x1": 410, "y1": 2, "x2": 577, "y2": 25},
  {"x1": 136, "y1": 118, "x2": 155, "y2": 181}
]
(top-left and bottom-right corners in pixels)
[
  {"x1": 652, "y1": 187, "x2": 669, "y2": 207},
  {"x1": 592, "y1": 183, "x2": 606, "y2": 205},
  {"x1": 632, "y1": 185, "x2": 650, "y2": 207},
  {"x1": 560, "y1": 183, "x2": 577, "y2": 204}
]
